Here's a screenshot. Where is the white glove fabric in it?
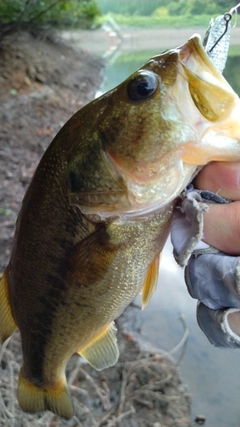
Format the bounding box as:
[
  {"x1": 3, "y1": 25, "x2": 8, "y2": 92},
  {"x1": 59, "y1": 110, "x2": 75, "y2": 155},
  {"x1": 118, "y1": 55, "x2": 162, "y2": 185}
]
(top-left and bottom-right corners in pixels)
[{"x1": 171, "y1": 185, "x2": 240, "y2": 348}]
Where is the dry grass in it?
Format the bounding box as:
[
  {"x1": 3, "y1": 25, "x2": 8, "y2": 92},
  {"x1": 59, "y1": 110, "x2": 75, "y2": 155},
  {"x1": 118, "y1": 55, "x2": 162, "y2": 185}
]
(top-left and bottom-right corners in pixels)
[{"x1": 0, "y1": 315, "x2": 191, "y2": 427}]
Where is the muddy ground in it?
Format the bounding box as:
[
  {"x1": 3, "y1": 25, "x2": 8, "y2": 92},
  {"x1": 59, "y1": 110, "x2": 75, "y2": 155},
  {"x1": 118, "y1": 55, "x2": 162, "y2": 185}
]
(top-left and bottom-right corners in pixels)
[{"x1": 0, "y1": 31, "x2": 192, "y2": 427}]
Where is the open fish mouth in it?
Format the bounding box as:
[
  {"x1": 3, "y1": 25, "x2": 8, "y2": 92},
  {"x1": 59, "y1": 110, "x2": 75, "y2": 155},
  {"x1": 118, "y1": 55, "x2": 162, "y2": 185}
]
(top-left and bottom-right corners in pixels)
[
  {"x1": 178, "y1": 35, "x2": 236, "y2": 123},
  {"x1": 178, "y1": 34, "x2": 232, "y2": 87},
  {"x1": 170, "y1": 35, "x2": 240, "y2": 167}
]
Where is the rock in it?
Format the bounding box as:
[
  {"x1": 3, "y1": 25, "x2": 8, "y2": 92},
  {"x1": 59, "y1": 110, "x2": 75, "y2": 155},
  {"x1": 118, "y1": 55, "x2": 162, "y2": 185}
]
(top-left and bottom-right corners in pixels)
[
  {"x1": 27, "y1": 64, "x2": 36, "y2": 80},
  {"x1": 35, "y1": 72, "x2": 46, "y2": 83},
  {"x1": 35, "y1": 64, "x2": 44, "y2": 73},
  {"x1": 24, "y1": 76, "x2": 32, "y2": 86},
  {"x1": 15, "y1": 51, "x2": 24, "y2": 59}
]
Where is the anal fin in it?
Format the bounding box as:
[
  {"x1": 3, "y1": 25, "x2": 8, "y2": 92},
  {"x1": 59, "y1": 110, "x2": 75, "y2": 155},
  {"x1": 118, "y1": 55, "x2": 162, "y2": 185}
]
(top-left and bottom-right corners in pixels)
[
  {"x1": 0, "y1": 270, "x2": 18, "y2": 343},
  {"x1": 141, "y1": 254, "x2": 161, "y2": 309},
  {"x1": 78, "y1": 322, "x2": 119, "y2": 370},
  {"x1": 18, "y1": 369, "x2": 73, "y2": 419}
]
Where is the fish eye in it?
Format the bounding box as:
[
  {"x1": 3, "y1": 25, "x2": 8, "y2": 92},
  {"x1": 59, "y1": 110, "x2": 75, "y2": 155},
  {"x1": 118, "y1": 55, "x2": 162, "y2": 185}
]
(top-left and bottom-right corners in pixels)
[{"x1": 127, "y1": 70, "x2": 159, "y2": 102}]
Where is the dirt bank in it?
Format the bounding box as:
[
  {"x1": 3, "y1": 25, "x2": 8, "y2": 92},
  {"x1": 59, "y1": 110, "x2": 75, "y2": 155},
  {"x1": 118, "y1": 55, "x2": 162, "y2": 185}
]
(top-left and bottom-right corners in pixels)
[
  {"x1": 0, "y1": 31, "x2": 192, "y2": 427},
  {"x1": 0, "y1": 31, "x2": 104, "y2": 272}
]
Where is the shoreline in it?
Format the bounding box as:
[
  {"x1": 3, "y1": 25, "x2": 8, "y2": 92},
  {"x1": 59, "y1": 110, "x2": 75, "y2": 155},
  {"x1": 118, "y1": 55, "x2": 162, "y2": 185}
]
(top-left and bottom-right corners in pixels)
[{"x1": 62, "y1": 26, "x2": 240, "y2": 54}]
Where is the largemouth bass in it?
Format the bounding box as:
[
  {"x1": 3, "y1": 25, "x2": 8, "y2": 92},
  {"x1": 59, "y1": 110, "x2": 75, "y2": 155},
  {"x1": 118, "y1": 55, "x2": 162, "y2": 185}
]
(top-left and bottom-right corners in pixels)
[{"x1": 1, "y1": 35, "x2": 240, "y2": 419}]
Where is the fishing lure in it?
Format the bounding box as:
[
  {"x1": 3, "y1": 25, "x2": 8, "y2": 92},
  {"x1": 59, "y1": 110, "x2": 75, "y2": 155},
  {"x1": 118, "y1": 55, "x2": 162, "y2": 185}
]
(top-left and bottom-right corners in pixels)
[{"x1": 203, "y1": 2, "x2": 240, "y2": 73}]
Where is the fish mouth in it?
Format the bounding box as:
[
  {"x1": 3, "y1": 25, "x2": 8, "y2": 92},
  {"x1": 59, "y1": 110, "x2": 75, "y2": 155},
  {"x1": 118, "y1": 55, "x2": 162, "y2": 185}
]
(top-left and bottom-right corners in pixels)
[
  {"x1": 178, "y1": 34, "x2": 235, "y2": 109},
  {"x1": 174, "y1": 35, "x2": 240, "y2": 166},
  {"x1": 178, "y1": 34, "x2": 235, "y2": 116},
  {"x1": 177, "y1": 35, "x2": 225, "y2": 84}
]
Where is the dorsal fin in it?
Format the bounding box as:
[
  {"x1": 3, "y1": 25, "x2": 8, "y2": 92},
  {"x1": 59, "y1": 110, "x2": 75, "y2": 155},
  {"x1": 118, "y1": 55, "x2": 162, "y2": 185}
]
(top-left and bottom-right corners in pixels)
[{"x1": 141, "y1": 254, "x2": 161, "y2": 309}]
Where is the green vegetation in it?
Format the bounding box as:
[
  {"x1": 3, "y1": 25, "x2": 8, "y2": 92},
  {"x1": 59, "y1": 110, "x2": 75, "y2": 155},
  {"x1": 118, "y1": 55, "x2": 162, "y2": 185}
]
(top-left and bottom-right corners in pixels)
[
  {"x1": 97, "y1": 13, "x2": 212, "y2": 28},
  {"x1": 97, "y1": 0, "x2": 237, "y2": 28},
  {"x1": 0, "y1": 208, "x2": 16, "y2": 217},
  {"x1": 0, "y1": 0, "x2": 101, "y2": 38},
  {"x1": 98, "y1": 0, "x2": 236, "y2": 16},
  {"x1": 1, "y1": 0, "x2": 237, "y2": 34}
]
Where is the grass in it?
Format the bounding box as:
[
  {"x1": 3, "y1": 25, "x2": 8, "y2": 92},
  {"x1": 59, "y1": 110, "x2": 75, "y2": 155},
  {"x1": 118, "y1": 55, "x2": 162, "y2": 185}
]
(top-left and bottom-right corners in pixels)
[
  {"x1": 0, "y1": 316, "x2": 189, "y2": 426},
  {"x1": 97, "y1": 13, "x2": 214, "y2": 29}
]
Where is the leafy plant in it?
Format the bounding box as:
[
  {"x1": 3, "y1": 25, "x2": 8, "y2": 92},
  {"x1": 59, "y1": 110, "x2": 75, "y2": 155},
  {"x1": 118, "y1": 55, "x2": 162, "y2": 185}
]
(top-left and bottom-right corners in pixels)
[
  {"x1": 98, "y1": 0, "x2": 237, "y2": 20},
  {"x1": 0, "y1": 0, "x2": 101, "y2": 38}
]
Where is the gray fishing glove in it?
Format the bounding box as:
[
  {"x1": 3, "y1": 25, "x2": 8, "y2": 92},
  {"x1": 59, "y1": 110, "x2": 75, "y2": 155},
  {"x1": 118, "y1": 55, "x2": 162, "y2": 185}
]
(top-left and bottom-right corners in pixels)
[{"x1": 171, "y1": 185, "x2": 240, "y2": 348}]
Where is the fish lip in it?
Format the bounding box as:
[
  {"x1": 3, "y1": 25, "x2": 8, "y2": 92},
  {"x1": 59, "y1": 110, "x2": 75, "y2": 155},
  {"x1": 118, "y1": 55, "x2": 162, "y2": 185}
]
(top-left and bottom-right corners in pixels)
[
  {"x1": 177, "y1": 34, "x2": 205, "y2": 64},
  {"x1": 177, "y1": 34, "x2": 233, "y2": 89}
]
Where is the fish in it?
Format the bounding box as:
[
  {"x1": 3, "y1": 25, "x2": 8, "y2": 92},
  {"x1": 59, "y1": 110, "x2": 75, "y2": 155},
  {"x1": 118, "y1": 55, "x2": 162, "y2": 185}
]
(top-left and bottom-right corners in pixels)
[{"x1": 1, "y1": 35, "x2": 240, "y2": 419}]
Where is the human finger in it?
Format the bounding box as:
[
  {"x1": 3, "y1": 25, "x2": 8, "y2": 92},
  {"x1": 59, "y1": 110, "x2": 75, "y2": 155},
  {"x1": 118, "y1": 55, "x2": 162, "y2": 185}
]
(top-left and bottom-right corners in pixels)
[
  {"x1": 202, "y1": 201, "x2": 240, "y2": 255},
  {"x1": 194, "y1": 161, "x2": 240, "y2": 200}
]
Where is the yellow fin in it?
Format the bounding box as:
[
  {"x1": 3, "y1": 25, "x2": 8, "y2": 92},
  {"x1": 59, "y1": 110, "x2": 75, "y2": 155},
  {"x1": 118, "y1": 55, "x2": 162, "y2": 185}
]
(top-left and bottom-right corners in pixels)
[
  {"x1": 18, "y1": 369, "x2": 73, "y2": 419},
  {"x1": 0, "y1": 271, "x2": 18, "y2": 343},
  {"x1": 78, "y1": 322, "x2": 119, "y2": 370},
  {"x1": 141, "y1": 254, "x2": 160, "y2": 309}
]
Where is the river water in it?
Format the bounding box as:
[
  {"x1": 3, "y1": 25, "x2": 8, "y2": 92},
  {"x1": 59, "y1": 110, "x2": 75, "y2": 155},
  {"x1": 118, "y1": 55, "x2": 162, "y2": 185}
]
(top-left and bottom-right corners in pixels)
[{"x1": 66, "y1": 27, "x2": 240, "y2": 427}]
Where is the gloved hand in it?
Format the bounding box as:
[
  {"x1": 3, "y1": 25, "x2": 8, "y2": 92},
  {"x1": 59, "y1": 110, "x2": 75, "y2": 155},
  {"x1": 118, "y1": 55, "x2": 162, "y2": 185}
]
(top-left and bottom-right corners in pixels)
[{"x1": 171, "y1": 184, "x2": 240, "y2": 348}]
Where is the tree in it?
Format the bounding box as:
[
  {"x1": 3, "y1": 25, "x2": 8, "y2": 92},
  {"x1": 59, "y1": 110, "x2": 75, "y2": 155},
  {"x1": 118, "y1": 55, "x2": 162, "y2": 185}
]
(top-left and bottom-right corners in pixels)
[{"x1": 0, "y1": 0, "x2": 100, "y2": 39}]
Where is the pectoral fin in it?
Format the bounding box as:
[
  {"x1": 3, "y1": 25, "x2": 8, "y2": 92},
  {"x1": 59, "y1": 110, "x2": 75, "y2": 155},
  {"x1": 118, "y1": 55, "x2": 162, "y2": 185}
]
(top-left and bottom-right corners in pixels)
[
  {"x1": 141, "y1": 254, "x2": 160, "y2": 309},
  {"x1": 78, "y1": 322, "x2": 119, "y2": 370},
  {"x1": 0, "y1": 270, "x2": 18, "y2": 343}
]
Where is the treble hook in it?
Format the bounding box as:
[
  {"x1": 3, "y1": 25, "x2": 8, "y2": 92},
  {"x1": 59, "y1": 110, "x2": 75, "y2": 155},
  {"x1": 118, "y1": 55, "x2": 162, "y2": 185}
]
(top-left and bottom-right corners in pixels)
[{"x1": 208, "y1": 2, "x2": 240, "y2": 53}]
